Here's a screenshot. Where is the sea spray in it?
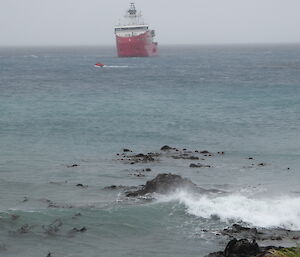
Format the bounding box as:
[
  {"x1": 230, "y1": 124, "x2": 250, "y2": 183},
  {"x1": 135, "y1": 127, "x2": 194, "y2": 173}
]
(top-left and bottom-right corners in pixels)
[{"x1": 157, "y1": 190, "x2": 300, "y2": 230}]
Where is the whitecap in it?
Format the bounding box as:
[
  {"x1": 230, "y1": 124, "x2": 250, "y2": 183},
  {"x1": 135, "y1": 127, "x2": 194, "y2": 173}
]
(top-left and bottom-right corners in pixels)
[
  {"x1": 104, "y1": 65, "x2": 129, "y2": 68},
  {"x1": 157, "y1": 190, "x2": 300, "y2": 230}
]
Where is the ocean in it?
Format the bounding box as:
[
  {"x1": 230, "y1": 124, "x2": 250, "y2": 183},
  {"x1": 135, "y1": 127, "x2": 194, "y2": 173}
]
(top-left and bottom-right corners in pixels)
[{"x1": 0, "y1": 45, "x2": 299, "y2": 257}]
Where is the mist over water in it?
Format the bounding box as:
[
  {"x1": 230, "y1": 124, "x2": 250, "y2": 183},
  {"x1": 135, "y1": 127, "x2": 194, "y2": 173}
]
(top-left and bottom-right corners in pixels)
[{"x1": 0, "y1": 45, "x2": 300, "y2": 257}]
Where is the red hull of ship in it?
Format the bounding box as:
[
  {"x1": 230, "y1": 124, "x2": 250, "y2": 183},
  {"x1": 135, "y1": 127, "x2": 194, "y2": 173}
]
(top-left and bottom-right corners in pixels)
[{"x1": 116, "y1": 31, "x2": 158, "y2": 57}]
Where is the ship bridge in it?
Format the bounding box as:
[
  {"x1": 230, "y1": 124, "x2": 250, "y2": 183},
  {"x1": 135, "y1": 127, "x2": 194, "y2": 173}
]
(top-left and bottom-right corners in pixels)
[
  {"x1": 115, "y1": 2, "x2": 150, "y2": 37},
  {"x1": 114, "y1": 25, "x2": 149, "y2": 37}
]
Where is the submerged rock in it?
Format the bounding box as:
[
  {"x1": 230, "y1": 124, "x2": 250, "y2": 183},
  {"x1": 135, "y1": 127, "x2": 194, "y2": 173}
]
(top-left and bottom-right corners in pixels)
[
  {"x1": 70, "y1": 227, "x2": 87, "y2": 233},
  {"x1": 118, "y1": 152, "x2": 159, "y2": 164},
  {"x1": 189, "y1": 163, "x2": 211, "y2": 168},
  {"x1": 222, "y1": 224, "x2": 258, "y2": 239},
  {"x1": 18, "y1": 224, "x2": 31, "y2": 234},
  {"x1": 205, "y1": 252, "x2": 224, "y2": 257},
  {"x1": 172, "y1": 155, "x2": 200, "y2": 160},
  {"x1": 76, "y1": 183, "x2": 88, "y2": 188},
  {"x1": 43, "y1": 219, "x2": 63, "y2": 235},
  {"x1": 67, "y1": 164, "x2": 79, "y2": 168},
  {"x1": 126, "y1": 173, "x2": 197, "y2": 197},
  {"x1": 258, "y1": 163, "x2": 266, "y2": 166},
  {"x1": 72, "y1": 213, "x2": 82, "y2": 219},
  {"x1": 104, "y1": 185, "x2": 138, "y2": 191},
  {"x1": 104, "y1": 185, "x2": 122, "y2": 190},
  {"x1": 128, "y1": 172, "x2": 146, "y2": 177},
  {"x1": 22, "y1": 196, "x2": 29, "y2": 202},
  {"x1": 11, "y1": 214, "x2": 20, "y2": 221}
]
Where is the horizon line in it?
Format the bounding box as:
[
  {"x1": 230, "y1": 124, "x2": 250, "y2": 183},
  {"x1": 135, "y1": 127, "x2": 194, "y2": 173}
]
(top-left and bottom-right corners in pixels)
[{"x1": 1, "y1": 42, "x2": 300, "y2": 48}]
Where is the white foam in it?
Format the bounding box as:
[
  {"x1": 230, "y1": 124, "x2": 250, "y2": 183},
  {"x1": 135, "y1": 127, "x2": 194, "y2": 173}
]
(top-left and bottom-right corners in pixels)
[
  {"x1": 104, "y1": 65, "x2": 129, "y2": 68},
  {"x1": 157, "y1": 190, "x2": 300, "y2": 230},
  {"x1": 94, "y1": 65, "x2": 129, "y2": 69},
  {"x1": 22, "y1": 55, "x2": 39, "y2": 58}
]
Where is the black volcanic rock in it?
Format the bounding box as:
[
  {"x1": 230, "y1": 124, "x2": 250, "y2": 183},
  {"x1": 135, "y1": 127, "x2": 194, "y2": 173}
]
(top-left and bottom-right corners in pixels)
[
  {"x1": 160, "y1": 145, "x2": 173, "y2": 151},
  {"x1": 257, "y1": 163, "x2": 266, "y2": 166},
  {"x1": 205, "y1": 252, "x2": 224, "y2": 257},
  {"x1": 126, "y1": 173, "x2": 197, "y2": 197},
  {"x1": 67, "y1": 164, "x2": 79, "y2": 168},
  {"x1": 222, "y1": 224, "x2": 258, "y2": 239},
  {"x1": 104, "y1": 185, "x2": 138, "y2": 191},
  {"x1": 71, "y1": 227, "x2": 87, "y2": 233},
  {"x1": 189, "y1": 163, "x2": 211, "y2": 168},
  {"x1": 200, "y1": 150, "x2": 211, "y2": 154},
  {"x1": 104, "y1": 185, "x2": 125, "y2": 190},
  {"x1": 172, "y1": 155, "x2": 200, "y2": 160},
  {"x1": 204, "y1": 238, "x2": 290, "y2": 257},
  {"x1": 221, "y1": 224, "x2": 300, "y2": 242},
  {"x1": 205, "y1": 239, "x2": 261, "y2": 257},
  {"x1": 118, "y1": 152, "x2": 159, "y2": 164},
  {"x1": 224, "y1": 238, "x2": 259, "y2": 257}
]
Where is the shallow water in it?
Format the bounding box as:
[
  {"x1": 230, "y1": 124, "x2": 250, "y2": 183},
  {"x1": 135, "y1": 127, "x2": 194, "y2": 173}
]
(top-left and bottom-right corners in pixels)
[{"x1": 0, "y1": 45, "x2": 300, "y2": 257}]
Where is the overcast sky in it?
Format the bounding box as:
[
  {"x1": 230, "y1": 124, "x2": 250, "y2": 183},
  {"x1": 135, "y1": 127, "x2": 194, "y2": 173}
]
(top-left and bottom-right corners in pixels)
[{"x1": 1, "y1": 0, "x2": 300, "y2": 46}]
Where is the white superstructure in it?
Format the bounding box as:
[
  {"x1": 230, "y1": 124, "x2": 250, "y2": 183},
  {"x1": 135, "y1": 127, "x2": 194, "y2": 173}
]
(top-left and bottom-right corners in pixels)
[{"x1": 114, "y1": 3, "x2": 149, "y2": 38}]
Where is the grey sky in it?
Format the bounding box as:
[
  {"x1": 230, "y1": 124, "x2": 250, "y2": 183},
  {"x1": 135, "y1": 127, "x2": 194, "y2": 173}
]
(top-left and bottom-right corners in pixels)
[{"x1": 1, "y1": 0, "x2": 300, "y2": 46}]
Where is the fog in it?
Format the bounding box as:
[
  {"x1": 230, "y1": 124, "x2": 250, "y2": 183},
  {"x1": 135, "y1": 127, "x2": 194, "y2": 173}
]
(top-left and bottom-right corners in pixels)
[{"x1": 1, "y1": 0, "x2": 300, "y2": 46}]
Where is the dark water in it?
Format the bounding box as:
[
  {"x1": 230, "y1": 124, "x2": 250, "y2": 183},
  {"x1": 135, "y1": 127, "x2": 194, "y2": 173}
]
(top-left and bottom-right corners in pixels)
[{"x1": 0, "y1": 45, "x2": 300, "y2": 257}]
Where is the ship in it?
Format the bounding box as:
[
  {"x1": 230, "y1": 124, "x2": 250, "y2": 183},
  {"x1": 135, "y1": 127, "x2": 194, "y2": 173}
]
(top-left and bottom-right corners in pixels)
[{"x1": 114, "y1": 3, "x2": 158, "y2": 57}]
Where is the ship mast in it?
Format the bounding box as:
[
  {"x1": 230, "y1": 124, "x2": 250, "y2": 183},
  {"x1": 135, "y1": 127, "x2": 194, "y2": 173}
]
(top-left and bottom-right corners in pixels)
[{"x1": 125, "y1": 2, "x2": 143, "y2": 25}]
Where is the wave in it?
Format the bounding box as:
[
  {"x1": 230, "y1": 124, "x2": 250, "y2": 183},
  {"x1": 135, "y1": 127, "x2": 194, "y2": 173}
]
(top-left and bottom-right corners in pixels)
[
  {"x1": 22, "y1": 55, "x2": 39, "y2": 58},
  {"x1": 94, "y1": 65, "x2": 129, "y2": 69},
  {"x1": 157, "y1": 190, "x2": 300, "y2": 230},
  {"x1": 104, "y1": 65, "x2": 129, "y2": 68}
]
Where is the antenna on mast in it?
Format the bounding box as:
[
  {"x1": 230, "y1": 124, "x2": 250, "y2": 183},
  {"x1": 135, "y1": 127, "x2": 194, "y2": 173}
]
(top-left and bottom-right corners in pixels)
[
  {"x1": 125, "y1": 2, "x2": 143, "y2": 25},
  {"x1": 128, "y1": 3, "x2": 137, "y2": 16}
]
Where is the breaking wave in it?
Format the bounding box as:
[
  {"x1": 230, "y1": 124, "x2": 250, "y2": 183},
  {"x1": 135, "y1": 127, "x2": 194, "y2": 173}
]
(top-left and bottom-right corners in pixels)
[{"x1": 157, "y1": 191, "x2": 300, "y2": 230}]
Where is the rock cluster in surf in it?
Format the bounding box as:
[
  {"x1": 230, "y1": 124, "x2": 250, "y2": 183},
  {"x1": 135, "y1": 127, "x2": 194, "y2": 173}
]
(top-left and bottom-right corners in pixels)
[
  {"x1": 125, "y1": 173, "x2": 197, "y2": 197},
  {"x1": 221, "y1": 224, "x2": 300, "y2": 241},
  {"x1": 205, "y1": 238, "x2": 300, "y2": 257}
]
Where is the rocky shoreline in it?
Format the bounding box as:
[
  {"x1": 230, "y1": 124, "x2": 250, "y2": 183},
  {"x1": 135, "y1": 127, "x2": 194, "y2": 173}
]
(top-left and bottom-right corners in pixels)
[
  {"x1": 106, "y1": 146, "x2": 300, "y2": 257},
  {"x1": 38, "y1": 145, "x2": 300, "y2": 257},
  {"x1": 105, "y1": 171, "x2": 300, "y2": 255},
  {"x1": 205, "y1": 238, "x2": 300, "y2": 257},
  {"x1": 5, "y1": 145, "x2": 297, "y2": 256}
]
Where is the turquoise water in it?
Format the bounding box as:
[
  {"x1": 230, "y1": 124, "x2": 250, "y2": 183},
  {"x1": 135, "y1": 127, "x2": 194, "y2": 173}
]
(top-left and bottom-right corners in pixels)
[{"x1": 0, "y1": 45, "x2": 300, "y2": 256}]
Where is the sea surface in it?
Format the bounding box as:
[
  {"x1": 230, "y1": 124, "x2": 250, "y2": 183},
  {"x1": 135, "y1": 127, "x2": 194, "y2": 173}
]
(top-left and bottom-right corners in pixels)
[{"x1": 0, "y1": 45, "x2": 299, "y2": 257}]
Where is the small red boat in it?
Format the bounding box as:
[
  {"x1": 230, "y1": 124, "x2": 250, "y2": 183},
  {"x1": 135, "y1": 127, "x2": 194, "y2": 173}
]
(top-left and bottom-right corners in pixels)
[{"x1": 94, "y1": 62, "x2": 105, "y2": 67}]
